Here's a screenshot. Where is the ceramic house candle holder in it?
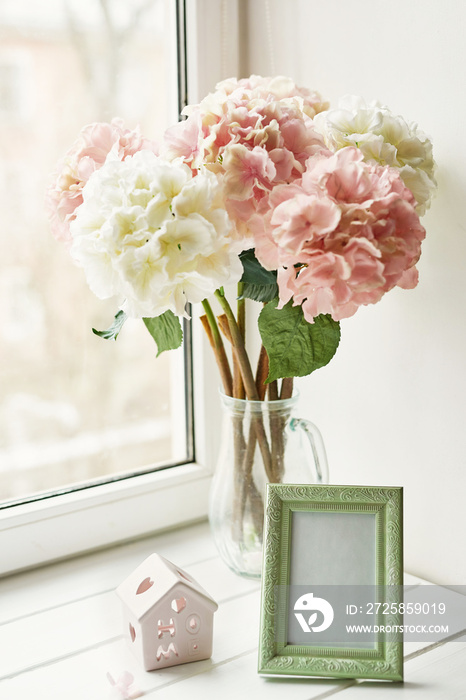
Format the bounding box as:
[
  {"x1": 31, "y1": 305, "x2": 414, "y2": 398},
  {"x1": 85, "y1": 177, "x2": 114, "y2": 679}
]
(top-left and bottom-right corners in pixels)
[{"x1": 117, "y1": 553, "x2": 218, "y2": 671}]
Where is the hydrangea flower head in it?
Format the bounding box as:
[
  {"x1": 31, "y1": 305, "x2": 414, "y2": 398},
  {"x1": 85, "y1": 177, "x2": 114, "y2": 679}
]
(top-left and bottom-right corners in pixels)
[
  {"x1": 313, "y1": 96, "x2": 436, "y2": 215},
  {"x1": 162, "y1": 75, "x2": 329, "y2": 241},
  {"x1": 252, "y1": 147, "x2": 426, "y2": 322},
  {"x1": 46, "y1": 119, "x2": 158, "y2": 245},
  {"x1": 70, "y1": 151, "x2": 242, "y2": 318}
]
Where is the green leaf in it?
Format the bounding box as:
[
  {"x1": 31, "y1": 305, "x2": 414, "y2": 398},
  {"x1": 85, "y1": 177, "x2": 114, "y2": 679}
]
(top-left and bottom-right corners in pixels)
[
  {"x1": 92, "y1": 310, "x2": 127, "y2": 341},
  {"x1": 143, "y1": 310, "x2": 183, "y2": 357},
  {"x1": 258, "y1": 299, "x2": 341, "y2": 382},
  {"x1": 239, "y1": 249, "x2": 278, "y2": 303}
]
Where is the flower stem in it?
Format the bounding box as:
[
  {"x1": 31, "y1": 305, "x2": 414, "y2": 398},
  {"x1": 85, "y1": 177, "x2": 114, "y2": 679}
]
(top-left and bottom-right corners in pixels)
[
  {"x1": 214, "y1": 290, "x2": 259, "y2": 401},
  {"x1": 255, "y1": 345, "x2": 269, "y2": 400},
  {"x1": 201, "y1": 299, "x2": 233, "y2": 397},
  {"x1": 214, "y1": 289, "x2": 275, "y2": 482},
  {"x1": 236, "y1": 283, "x2": 246, "y2": 399},
  {"x1": 280, "y1": 377, "x2": 294, "y2": 400},
  {"x1": 268, "y1": 380, "x2": 279, "y2": 401}
]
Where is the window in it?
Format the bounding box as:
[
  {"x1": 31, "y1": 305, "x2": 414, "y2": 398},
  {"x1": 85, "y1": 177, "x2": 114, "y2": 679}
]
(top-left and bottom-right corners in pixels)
[
  {"x1": 0, "y1": 0, "x2": 190, "y2": 507},
  {"x1": 0, "y1": 0, "x2": 241, "y2": 575}
]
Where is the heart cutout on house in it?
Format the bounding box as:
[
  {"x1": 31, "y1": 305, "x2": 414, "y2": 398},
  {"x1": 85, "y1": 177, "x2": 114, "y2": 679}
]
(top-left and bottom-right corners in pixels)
[
  {"x1": 129, "y1": 623, "x2": 136, "y2": 642},
  {"x1": 136, "y1": 577, "x2": 154, "y2": 595},
  {"x1": 171, "y1": 597, "x2": 187, "y2": 613}
]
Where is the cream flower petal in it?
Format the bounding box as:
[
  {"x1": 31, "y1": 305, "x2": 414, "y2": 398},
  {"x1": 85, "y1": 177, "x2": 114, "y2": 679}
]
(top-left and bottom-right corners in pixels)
[{"x1": 70, "y1": 151, "x2": 241, "y2": 318}]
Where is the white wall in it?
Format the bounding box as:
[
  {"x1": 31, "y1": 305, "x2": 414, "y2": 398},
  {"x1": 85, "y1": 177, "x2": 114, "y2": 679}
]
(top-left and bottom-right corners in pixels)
[{"x1": 245, "y1": 0, "x2": 466, "y2": 585}]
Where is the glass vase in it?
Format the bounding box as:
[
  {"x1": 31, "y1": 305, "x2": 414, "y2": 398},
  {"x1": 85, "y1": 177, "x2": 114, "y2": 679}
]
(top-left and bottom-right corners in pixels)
[{"x1": 208, "y1": 392, "x2": 328, "y2": 579}]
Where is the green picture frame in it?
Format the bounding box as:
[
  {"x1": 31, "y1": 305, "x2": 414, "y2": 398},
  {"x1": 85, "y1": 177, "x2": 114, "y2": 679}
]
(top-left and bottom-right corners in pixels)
[{"x1": 258, "y1": 484, "x2": 403, "y2": 681}]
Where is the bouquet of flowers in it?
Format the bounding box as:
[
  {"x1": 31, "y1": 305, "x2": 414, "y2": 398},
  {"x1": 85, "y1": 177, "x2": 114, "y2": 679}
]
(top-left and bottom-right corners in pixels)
[
  {"x1": 46, "y1": 76, "x2": 435, "y2": 405},
  {"x1": 47, "y1": 76, "x2": 435, "y2": 575}
]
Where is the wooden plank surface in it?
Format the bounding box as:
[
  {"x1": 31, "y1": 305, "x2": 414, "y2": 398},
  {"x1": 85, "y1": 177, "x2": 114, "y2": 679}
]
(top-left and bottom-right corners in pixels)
[
  {"x1": 0, "y1": 521, "x2": 464, "y2": 700},
  {"x1": 0, "y1": 522, "x2": 217, "y2": 623},
  {"x1": 338, "y1": 636, "x2": 466, "y2": 699}
]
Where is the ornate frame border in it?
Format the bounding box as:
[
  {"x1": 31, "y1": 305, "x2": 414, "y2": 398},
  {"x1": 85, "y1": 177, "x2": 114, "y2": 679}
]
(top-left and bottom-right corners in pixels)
[{"x1": 258, "y1": 484, "x2": 403, "y2": 681}]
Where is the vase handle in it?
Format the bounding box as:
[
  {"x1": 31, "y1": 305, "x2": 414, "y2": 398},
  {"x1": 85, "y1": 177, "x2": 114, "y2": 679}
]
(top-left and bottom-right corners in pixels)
[{"x1": 290, "y1": 417, "x2": 329, "y2": 484}]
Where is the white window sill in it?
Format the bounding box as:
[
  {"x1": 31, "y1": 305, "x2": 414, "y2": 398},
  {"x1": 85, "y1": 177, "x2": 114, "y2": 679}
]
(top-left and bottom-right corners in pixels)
[
  {"x1": 0, "y1": 462, "x2": 212, "y2": 576},
  {"x1": 0, "y1": 521, "x2": 464, "y2": 699}
]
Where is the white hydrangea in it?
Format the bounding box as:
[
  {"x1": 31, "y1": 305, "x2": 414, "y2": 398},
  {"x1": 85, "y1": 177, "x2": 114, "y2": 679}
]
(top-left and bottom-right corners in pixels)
[
  {"x1": 313, "y1": 95, "x2": 436, "y2": 215},
  {"x1": 70, "y1": 150, "x2": 242, "y2": 318}
]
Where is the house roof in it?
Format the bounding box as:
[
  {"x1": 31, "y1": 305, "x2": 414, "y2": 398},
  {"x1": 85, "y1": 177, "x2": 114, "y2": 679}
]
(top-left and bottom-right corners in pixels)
[{"x1": 116, "y1": 553, "x2": 218, "y2": 621}]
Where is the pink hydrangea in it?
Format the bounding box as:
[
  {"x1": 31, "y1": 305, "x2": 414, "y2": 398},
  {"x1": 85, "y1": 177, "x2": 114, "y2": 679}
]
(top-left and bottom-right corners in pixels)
[
  {"x1": 46, "y1": 119, "x2": 158, "y2": 245},
  {"x1": 252, "y1": 147, "x2": 426, "y2": 322},
  {"x1": 213, "y1": 74, "x2": 328, "y2": 116},
  {"x1": 161, "y1": 75, "x2": 329, "y2": 240}
]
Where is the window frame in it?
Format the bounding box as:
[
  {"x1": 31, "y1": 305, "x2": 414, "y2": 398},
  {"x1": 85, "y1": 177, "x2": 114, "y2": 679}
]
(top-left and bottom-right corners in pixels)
[{"x1": 0, "y1": 0, "x2": 241, "y2": 576}]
